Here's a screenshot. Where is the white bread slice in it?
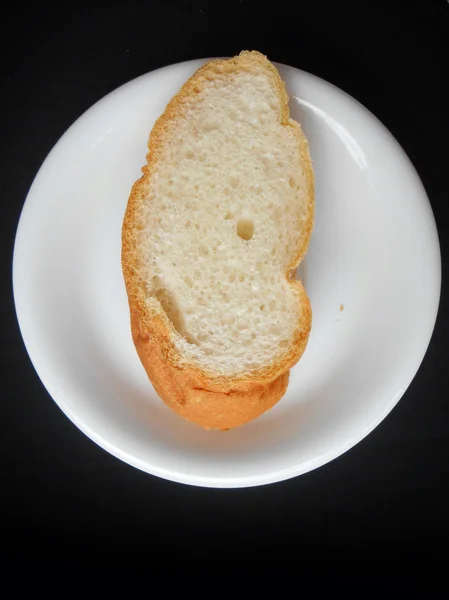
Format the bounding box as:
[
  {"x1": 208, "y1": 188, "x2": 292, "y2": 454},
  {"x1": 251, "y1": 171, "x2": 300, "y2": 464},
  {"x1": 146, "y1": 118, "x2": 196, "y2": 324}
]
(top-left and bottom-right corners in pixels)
[{"x1": 122, "y1": 51, "x2": 314, "y2": 429}]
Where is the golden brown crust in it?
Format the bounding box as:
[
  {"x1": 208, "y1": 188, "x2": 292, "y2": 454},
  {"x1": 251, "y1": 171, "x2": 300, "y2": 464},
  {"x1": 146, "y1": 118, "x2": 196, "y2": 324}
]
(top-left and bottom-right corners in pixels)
[
  {"x1": 122, "y1": 51, "x2": 314, "y2": 429},
  {"x1": 130, "y1": 306, "x2": 291, "y2": 429}
]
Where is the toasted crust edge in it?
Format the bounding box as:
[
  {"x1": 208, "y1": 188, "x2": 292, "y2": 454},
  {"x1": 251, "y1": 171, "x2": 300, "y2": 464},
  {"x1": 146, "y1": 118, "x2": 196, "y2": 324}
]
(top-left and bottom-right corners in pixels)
[{"x1": 122, "y1": 51, "x2": 314, "y2": 429}]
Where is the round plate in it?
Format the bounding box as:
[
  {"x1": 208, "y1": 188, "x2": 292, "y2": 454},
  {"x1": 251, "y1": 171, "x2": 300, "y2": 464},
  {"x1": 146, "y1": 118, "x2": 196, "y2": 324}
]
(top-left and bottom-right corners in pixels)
[{"x1": 13, "y1": 59, "x2": 441, "y2": 488}]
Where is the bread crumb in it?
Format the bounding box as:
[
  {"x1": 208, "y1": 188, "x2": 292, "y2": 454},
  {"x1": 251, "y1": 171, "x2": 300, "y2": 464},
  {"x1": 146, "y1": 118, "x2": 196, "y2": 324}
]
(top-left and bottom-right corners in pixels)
[{"x1": 340, "y1": 303, "x2": 344, "y2": 311}]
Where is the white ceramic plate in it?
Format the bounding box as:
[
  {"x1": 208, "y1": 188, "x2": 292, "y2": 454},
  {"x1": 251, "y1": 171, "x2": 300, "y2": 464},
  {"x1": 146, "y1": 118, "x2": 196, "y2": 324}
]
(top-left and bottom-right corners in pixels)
[{"x1": 13, "y1": 59, "x2": 441, "y2": 488}]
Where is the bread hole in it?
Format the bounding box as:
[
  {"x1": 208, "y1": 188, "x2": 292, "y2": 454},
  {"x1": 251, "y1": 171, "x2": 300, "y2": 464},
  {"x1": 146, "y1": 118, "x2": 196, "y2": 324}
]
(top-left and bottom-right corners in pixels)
[
  {"x1": 289, "y1": 177, "x2": 296, "y2": 189},
  {"x1": 197, "y1": 297, "x2": 206, "y2": 306},
  {"x1": 238, "y1": 273, "x2": 245, "y2": 282},
  {"x1": 236, "y1": 219, "x2": 254, "y2": 241},
  {"x1": 259, "y1": 304, "x2": 264, "y2": 311},
  {"x1": 198, "y1": 334, "x2": 208, "y2": 343},
  {"x1": 229, "y1": 273, "x2": 236, "y2": 283},
  {"x1": 225, "y1": 211, "x2": 234, "y2": 220},
  {"x1": 183, "y1": 276, "x2": 193, "y2": 288},
  {"x1": 269, "y1": 299, "x2": 276, "y2": 310},
  {"x1": 199, "y1": 245, "x2": 209, "y2": 257},
  {"x1": 186, "y1": 150, "x2": 194, "y2": 159},
  {"x1": 193, "y1": 86, "x2": 201, "y2": 93},
  {"x1": 229, "y1": 175, "x2": 239, "y2": 188},
  {"x1": 203, "y1": 347, "x2": 213, "y2": 355},
  {"x1": 279, "y1": 340, "x2": 289, "y2": 348},
  {"x1": 154, "y1": 285, "x2": 191, "y2": 341},
  {"x1": 223, "y1": 187, "x2": 230, "y2": 196},
  {"x1": 168, "y1": 179, "x2": 174, "y2": 186},
  {"x1": 152, "y1": 275, "x2": 162, "y2": 288}
]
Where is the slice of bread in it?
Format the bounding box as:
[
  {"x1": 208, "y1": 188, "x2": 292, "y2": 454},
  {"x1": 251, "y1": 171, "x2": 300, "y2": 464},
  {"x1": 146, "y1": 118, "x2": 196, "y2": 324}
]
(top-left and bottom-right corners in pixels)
[{"x1": 122, "y1": 51, "x2": 314, "y2": 429}]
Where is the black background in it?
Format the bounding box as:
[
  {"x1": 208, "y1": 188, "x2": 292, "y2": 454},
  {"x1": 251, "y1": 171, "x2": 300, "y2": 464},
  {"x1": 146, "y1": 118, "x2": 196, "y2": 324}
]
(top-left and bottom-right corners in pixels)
[{"x1": 1, "y1": 0, "x2": 448, "y2": 568}]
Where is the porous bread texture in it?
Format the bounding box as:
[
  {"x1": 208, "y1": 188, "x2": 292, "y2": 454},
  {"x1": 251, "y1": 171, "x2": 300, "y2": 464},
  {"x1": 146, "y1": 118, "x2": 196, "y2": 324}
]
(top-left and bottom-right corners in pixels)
[{"x1": 122, "y1": 51, "x2": 314, "y2": 429}]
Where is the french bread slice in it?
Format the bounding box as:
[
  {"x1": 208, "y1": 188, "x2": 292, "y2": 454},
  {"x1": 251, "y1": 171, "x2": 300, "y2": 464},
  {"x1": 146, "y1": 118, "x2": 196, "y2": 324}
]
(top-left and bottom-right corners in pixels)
[{"x1": 122, "y1": 51, "x2": 314, "y2": 429}]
